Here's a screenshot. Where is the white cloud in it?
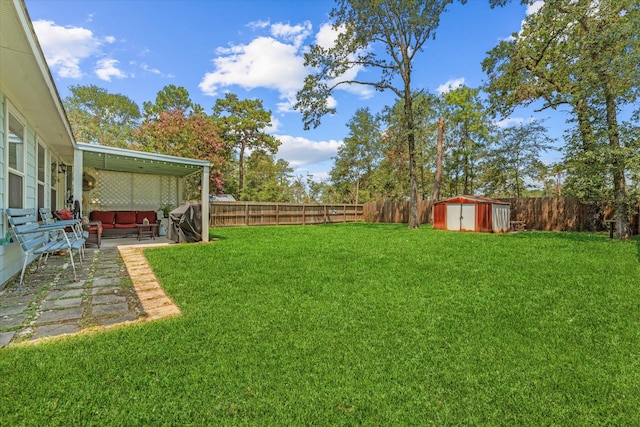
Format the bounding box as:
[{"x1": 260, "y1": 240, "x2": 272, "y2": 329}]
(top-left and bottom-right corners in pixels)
[
  {"x1": 200, "y1": 20, "x2": 373, "y2": 113},
  {"x1": 139, "y1": 62, "x2": 174, "y2": 78},
  {"x1": 104, "y1": 36, "x2": 116, "y2": 44},
  {"x1": 265, "y1": 117, "x2": 282, "y2": 133},
  {"x1": 33, "y1": 19, "x2": 102, "y2": 78},
  {"x1": 95, "y1": 58, "x2": 127, "y2": 81},
  {"x1": 495, "y1": 116, "x2": 536, "y2": 128},
  {"x1": 271, "y1": 21, "x2": 312, "y2": 49},
  {"x1": 247, "y1": 19, "x2": 270, "y2": 30},
  {"x1": 199, "y1": 36, "x2": 307, "y2": 108},
  {"x1": 437, "y1": 77, "x2": 465, "y2": 95},
  {"x1": 526, "y1": 1, "x2": 544, "y2": 16},
  {"x1": 274, "y1": 134, "x2": 342, "y2": 168}
]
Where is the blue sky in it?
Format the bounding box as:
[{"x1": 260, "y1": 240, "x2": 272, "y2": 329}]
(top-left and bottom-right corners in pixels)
[{"x1": 26, "y1": 0, "x2": 564, "y2": 182}]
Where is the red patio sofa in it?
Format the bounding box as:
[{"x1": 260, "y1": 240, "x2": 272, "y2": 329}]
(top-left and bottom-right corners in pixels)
[{"x1": 88, "y1": 210, "x2": 160, "y2": 238}]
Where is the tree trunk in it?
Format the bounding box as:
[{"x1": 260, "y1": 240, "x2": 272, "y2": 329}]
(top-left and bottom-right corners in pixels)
[
  {"x1": 432, "y1": 116, "x2": 444, "y2": 203},
  {"x1": 601, "y1": 77, "x2": 630, "y2": 239},
  {"x1": 238, "y1": 141, "x2": 246, "y2": 193},
  {"x1": 405, "y1": 92, "x2": 419, "y2": 229}
]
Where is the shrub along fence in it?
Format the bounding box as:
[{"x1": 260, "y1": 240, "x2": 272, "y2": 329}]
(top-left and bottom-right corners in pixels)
[
  {"x1": 363, "y1": 198, "x2": 602, "y2": 232},
  {"x1": 209, "y1": 202, "x2": 363, "y2": 227}
]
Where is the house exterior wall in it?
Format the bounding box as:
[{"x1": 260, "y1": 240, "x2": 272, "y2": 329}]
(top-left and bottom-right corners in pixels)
[
  {"x1": 1, "y1": 93, "x2": 33, "y2": 284},
  {"x1": 0, "y1": 90, "x2": 69, "y2": 286},
  {"x1": 0, "y1": 92, "x2": 5, "y2": 232}
]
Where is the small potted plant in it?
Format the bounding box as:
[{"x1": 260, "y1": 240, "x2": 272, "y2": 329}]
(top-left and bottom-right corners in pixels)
[
  {"x1": 159, "y1": 203, "x2": 175, "y2": 219},
  {"x1": 157, "y1": 203, "x2": 175, "y2": 236}
]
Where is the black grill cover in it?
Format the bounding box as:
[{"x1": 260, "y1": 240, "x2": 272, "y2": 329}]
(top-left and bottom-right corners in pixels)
[{"x1": 167, "y1": 203, "x2": 202, "y2": 243}]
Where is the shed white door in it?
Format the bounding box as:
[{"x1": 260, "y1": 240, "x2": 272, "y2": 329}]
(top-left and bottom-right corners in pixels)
[{"x1": 446, "y1": 203, "x2": 475, "y2": 231}]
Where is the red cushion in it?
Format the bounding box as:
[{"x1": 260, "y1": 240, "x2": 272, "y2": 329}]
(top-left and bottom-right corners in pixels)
[
  {"x1": 114, "y1": 223, "x2": 137, "y2": 229},
  {"x1": 57, "y1": 209, "x2": 73, "y2": 220},
  {"x1": 115, "y1": 211, "x2": 136, "y2": 224},
  {"x1": 136, "y1": 211, "x2": 157, "y2": 224},
  {"x1": 90, "y1": 210, "x2": 115, "y2": 225}
]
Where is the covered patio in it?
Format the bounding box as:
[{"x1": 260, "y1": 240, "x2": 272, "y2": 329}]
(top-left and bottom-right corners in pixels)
[{"x1": 73, "y1": 142, "x2": 211, "y2": 243}]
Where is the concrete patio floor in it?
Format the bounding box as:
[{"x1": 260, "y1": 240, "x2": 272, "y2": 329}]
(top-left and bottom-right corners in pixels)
[{"x1": 0, "y1": 236, "x2": 180, "y2": 349}]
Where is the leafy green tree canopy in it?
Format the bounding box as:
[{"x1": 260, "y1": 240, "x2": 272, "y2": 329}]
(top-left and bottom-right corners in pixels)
[
  {"x1": 142, "y1": 84, "x2": 203, "y2": 120},
  {"x1": 212, "y1": 93, "x2": 280, "y2": 193},
  {"x1": 64, "y1": 84, "x2": 140, "y2": 148}
]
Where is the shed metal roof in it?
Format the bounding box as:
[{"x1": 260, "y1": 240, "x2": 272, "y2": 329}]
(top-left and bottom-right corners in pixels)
[{"x1": 434, "y1": 195, "x2": 510, "y2": 205}]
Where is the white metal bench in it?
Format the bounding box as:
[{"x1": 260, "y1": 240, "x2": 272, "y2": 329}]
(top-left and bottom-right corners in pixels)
[{"x1": 6, "y1": 208, "x2": 86, "y2": 288}]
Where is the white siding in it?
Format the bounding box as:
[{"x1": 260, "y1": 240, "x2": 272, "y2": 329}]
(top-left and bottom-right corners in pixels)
[
  {"x1": 0, "y1": 92, "x2": 64, "y2": 287},
  {"x1": 0, "y1": 91, "x2": 5, "y2": 235}
]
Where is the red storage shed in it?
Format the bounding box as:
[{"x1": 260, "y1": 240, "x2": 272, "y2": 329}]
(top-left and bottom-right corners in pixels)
[{"x1": 433, "y1": 195, "x2": 510, "y2": 233}]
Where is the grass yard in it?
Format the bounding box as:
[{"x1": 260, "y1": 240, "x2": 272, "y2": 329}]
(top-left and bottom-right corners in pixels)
[{"x1": 1, "y1": 223, "x2": 639, "y2": 425}]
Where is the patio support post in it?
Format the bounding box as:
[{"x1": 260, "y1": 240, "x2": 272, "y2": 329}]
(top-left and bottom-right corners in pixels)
[
  {"x1": 73, "y1": 149, "x2": 84, "y2": 216},
  {"x1": 201, "y1": 166, "x2": 209, "y2": 243}
]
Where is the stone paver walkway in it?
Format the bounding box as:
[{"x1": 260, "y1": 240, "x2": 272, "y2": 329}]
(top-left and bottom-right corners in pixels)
[{"x1": 0, "y1": 242, "x2": 180, "y2": 348}]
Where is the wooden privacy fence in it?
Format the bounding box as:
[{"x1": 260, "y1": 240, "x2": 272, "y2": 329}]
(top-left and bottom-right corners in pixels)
[
  {"x1": 363, "y1": 198, "x2": 594, "y2": 232},
  {"x1": 506, "y1": 197, "x2": 590, "y2": 231},
  {"x1": 363, "y1": 200, "x2": 434, "y2": 224},
  {"x1": 209, "y1": 202, "x2": 364, "y2": 227}
]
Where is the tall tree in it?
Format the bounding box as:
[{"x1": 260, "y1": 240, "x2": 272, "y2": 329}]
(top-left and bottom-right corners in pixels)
[
  {"x1": 242, "y1": 150, "x2": 293, "y2": 202},
  {"x1": 212, "y1": 94, "x2": 281, "y2": 194},
  {"x1": 441, "y1": 86, "x2": 491, "y2": 195},
  {"x1": 484, "y1": 0, "x2": 640, "y2": 238},
  {"x1": 330, "y1": 107, "x2": 381, "y2": 204},
  {"x1": 142, "y1": 84, "x2": 202, "y2": 120},
  {"x1": 64, "y1": 84, "x2": 140, "y2": 148},
  {"x1": 382, "y1": 92, "x2": 441, "y2": 200},
  {"x1": 134, "y1": 109, "x2": 227, "y2": 193},
  {"x1": 296, "y1": 0, "x2": 460, "y2": 228},
  {"x1": 483, "y1": 121, "x2": 555, "y2": 198}
]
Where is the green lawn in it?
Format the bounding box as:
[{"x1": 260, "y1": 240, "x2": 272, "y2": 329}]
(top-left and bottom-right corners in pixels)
[{"x1": 1, "y1": 223, "x2": 639, "y2": 425}]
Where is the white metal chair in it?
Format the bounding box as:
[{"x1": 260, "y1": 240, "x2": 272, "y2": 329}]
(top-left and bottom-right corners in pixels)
[{"x1": 6, "y1": 208, "x2": 86, "y2": 288}]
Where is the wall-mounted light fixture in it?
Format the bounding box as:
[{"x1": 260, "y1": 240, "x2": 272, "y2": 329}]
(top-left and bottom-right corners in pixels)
[{"x1": 58, "y1": 163, "x2": 67, "y2": 174}]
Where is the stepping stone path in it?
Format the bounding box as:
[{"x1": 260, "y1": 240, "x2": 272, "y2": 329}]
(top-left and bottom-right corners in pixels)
[{"x1": 0, "y1": 243, "x2": 180, "y2": 348}]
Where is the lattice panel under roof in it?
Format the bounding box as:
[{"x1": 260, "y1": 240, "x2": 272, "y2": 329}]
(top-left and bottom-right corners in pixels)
[{"x1": 87, "y1": 170, "x2": 179, "y2": 212}]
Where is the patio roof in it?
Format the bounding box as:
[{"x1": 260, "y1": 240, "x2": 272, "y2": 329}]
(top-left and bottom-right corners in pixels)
[{"x1": 76, "y1": 142, "x2": 210, "y2": 178}]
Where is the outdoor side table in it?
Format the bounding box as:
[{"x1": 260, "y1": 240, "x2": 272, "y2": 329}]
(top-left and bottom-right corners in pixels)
[{"x1": 136, "y1": 223, "x2": 158, "y2": 240}]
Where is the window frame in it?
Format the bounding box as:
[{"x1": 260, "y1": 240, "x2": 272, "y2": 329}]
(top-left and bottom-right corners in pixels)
[{"x1": 6, "y1": 106, "x2": 26, "y2": 209}]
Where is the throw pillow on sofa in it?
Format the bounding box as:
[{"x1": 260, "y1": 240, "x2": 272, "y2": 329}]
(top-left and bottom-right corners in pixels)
[
  {"x1": 136, "y1": 211, "x2": 157, "y2": 224},
  {"x1": 90, "y1": 211, "x2": 116, "y2": 229},
  {"x1": 114, "y1": 211, "x2": 137, "y2": 228}
]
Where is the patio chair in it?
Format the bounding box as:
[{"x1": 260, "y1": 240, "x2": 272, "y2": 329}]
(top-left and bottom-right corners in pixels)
[
  {"x1": 40, "y1": 207, "x2": 88, "y2": 259},
  {"x1": 6, "y1": 208, "x2": 86, "y2": 288}
]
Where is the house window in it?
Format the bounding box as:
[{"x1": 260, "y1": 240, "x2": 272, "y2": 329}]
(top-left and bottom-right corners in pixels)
[
  {"x1": 8, "y1": 173, "x2": 23, "y2": 209},
  {"x1": 8, "y1": 113, "x2": 25, "y2": 172},
  {"x1": 8, "y1": 112, "x2": 25, "y2": 209}
]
